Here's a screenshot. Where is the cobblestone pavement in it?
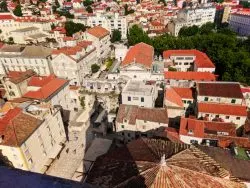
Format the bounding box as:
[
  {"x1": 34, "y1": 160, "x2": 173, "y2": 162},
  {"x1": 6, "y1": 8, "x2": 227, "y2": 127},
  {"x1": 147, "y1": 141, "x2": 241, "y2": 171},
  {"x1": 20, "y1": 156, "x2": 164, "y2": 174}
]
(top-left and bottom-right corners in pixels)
[
  {"x1": 46, "y1": 96, "x2": 94, "y2": 180},
  {"x1": 46, "y1": 127, "x2": 93, "y2": 179}
]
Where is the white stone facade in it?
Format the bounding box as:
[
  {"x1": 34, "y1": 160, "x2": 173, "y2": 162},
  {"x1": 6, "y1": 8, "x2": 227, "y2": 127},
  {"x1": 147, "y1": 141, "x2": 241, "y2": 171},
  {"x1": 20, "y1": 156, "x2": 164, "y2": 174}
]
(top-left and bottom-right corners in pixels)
[
  {"x1": 87, "y1": 13, "x2": 128, "y2": 39},
  {"x1": 0, "y1": 45, "x2": 53, "y2": 76},
  {"x1": 0, "y1": 106, "x2": 66, "y2": 173},
  {"x1": 168, "y1": 5, "x2": 216, "y2": 36},
  {"x1": 51, "y1": 46, "x2": 97, "y2": 86},
  {"x1": 121, "y1": 80, "x2": 158, "y2": 108}
]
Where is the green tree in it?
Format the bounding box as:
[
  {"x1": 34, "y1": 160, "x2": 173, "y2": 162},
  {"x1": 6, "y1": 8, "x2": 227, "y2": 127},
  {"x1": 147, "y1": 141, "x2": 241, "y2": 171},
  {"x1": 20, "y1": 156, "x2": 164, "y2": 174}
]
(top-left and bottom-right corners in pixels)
[
  {"x1": 111, "y1": 29, "x2": 121, "y2": 43},
  {"x1": 239, "y1": 1, "x2": 250, "y2": 8},
  {"x1": 57, "y1": 10, "x2": 74, "y2": 18},
  {"x1": 127, "y1": 25, "x2": 151, "y2": 46},
  {"x1": 0, "y1": 1, "x2": 8, "y2": 12},
  {"x1": 86, "y1": 5, "x2": 93, "y2": 13},
  {"x1": 106, "y1": 7, "x2": 111, "y2": 11},
  {"x1": 217, "y1": 27, "x2": 236, "y2": 36},
  {"x1": 79, "y1": 96, "x2": 85, "y2": 109},
  {"x1": 199, "y1": 22, "x2": 215, "y2": 35},
  {"x1": 83, "y1": 0, "x2": 93, "y2": 6},
  {"x1": 168, "y1": 67, "x2": 177, "y2": 71},
  {"x1": 179, "y1": 25, "x2": 199, "y2": 37},
  {"x1": 8, "y1": 37, "x2": 14, "y2": 44},
  {"x1": 158, "y1": 0, "x2": 166, "y2": 6},
  {"x1": 13, "y1": 4, "x2": 23, "y2": 17},
  {"x1": 51, "y1": 23, "x2": 56, "y2": 30},
  {"x1": 124, "y1": 4, "x2": 134, "y2": 15},
  {"x1": 105, "y1": 58, "x2": 113, "y2": 70},
  {"x1": 65, "y1": 21, "x2": 86, "y2": 36},
  {"x1": 91, "y1": 64, "x2": 100, "y2": 73}
]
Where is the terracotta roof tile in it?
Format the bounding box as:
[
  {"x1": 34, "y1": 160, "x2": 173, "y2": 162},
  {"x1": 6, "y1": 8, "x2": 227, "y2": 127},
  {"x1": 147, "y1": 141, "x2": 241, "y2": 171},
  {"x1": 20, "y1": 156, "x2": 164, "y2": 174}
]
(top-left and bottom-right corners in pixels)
[
  {"x1": 172, "y1": 87, "x2": 194, "y2": 99},
  {"x1": 116, "y1": 104, "x2": 168, "y2": 125},
  {"x1": 87, "y1": 138, "x2": 244, "y2": 187},
  {"x1": 165, "y1": 88, "x2": 183, "y2": 107},
  {"x1": 0, "y1": 108, "x2": 42, "y2": 147},
  {"x1": 122, "y1": 42, "x2": 154, "y2": 69},
  {"x1": 163, "y1": 49, "x2": 215, "y2": 68},
  {"x1": 165, "y1": 71, "x2": 216, "y2": 81},
  {"x1": 0, "y1": 14, "x2": 14, "y2": 20},
  {"x1": 198, "y1": 103, "x2": 248, "y2": 117},
  {"x1": 24, "y1": 75, "x2": 68, "y2": 100},
  {"x1": 197, "y1": 82, "x2": 243, "y2": 99},
  {"x1": 7, "y1": 70, "x2": 36, "y2": 84},
  {"x1": 180, "y1": 118, "x2": 237, "y2": 138},
  {"x1": 87, "y1": 26, "x2": 110, "y2": 39}
]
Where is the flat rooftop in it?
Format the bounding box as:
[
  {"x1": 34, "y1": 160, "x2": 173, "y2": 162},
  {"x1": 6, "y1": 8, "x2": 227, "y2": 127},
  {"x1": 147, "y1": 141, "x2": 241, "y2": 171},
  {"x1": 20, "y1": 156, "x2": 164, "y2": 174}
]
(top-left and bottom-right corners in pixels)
[{"x1": 123, "y1": 80, "x2": 156, "y2": 96}]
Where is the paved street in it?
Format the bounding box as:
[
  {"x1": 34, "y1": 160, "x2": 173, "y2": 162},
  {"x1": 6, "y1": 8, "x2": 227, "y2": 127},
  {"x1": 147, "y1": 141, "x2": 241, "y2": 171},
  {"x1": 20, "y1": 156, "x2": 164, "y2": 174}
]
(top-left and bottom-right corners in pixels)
[{"x1": 46, "y1": 95, "x2": 94, "y2": 180}]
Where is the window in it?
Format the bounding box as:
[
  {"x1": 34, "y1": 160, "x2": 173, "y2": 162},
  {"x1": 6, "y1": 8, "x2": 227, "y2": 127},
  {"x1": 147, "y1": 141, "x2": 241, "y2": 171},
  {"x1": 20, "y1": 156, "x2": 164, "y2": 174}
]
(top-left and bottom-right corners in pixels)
[
  {"x1": 134, "y1": 75, "x2": 137, "y2": 78},
  {"x1": 141, "y1": 97, "x2": 144, "y2": 102},
  {"x1": 128, "y1": 96, "x2": 131, "y2": 101},
  {"x1": 8, "y1": 85, "x2": 12, "y2": 89},
  {"x1": 190, "y1": 140, "x2": 198, "y2": 144},
  {"x1": 188, "y1": 130, "x2": 193, "y2": 135},
  {"x1": 231, "y1": 99, "x2": 236, "y2": 104},
  {"x1": 127, "y1": 133, "x2": 130, "y2": 137},
  {"x1": 236, "y1": 117, "x2": 240, "y2": 120},
  {"x1": 226, "y1": 116, "x2": 229, "y2": 119},
  {"x1": 142, "y1": 125, "x2": 146, "y2": 129},
  {"x1": 216, "y1": 115, "x2": 219, "y2": 118},
  {"x1": 144, "y1": 120, "x2": 147, "y2": 123},
  {"x1": 28, "y1": 158, "x2": 33, "y2": 164},
  {"x1": 184, "y1": 62, "x2": 189, "y2": 65},
  {"x1": 204, "y1": 97, "x2": 208, "y2": 101},
  {"x1": 121, "y1": 125, "x2": 124, "y2": 129}
]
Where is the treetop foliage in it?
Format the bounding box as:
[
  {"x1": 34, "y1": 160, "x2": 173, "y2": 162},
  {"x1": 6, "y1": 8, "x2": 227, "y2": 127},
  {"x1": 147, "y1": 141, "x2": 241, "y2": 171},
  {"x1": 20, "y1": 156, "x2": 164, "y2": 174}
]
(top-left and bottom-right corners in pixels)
[{"x1": 127, "y1": 24, "x2": 250, "y2": 85}]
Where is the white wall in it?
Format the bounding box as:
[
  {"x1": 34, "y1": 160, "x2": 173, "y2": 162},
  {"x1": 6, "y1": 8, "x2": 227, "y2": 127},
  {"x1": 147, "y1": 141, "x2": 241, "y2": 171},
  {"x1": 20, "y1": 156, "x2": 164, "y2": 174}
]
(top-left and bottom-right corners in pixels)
[
  {"x1": 197, "y1": 95, "x2": 243, "y2": 105},
  {"x1": 180, "y1": 135, "x2": 203, "y2": 144},
  {"x1": 198, "y1": 112, "x2": 246, "y2": 128},
  {"x1": 20, "y1": 109, "x2": 66, "y2": 173}
]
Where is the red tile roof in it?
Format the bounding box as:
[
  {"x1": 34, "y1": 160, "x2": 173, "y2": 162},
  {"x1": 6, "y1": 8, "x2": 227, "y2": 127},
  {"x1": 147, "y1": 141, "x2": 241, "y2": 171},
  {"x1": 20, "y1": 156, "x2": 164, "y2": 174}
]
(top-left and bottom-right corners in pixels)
[
  {"x1": 0, "y1": 108, "x2": 21, "y2": 133},
  {"x1": 51, "y1": 27, "x2": 66, "y2": 34},
  {"x1": 0, "y1": 14, "x2": 14, "y2": 20},
  {"x1": 163, "y1": 50, "x2": 215, "y2": 68},
  {"x1": 116, "y1": 104, "x2": 168, "y2": 125},
  {"x1": 0, "y1": 42, "x2": 4, "y2": 49},
  {"x1": 165, "y1": 88, "x2": 183, "y2": 107},
  {"x1": 24, "y1": 75, "x2": 68, "y2": 100},
  {"x1": 0, "y1": 108, "x2": 42, "y2": 147},
  {"x1": 164, "y1": 71, "x2": 216, "y2": 81},
  {"x1": 69, "y1": 85, "x2": 80, "y2": 90},
  {"x1": 197, "y1": 82, "x2": 243, "y2": 99},
  {"x1": 122, "y1": 42, "x2": 154, "y2": 69},
  {"x1": 241, "y1": 87, "x2": 250, "y2": 93},
  {"x1": 63, "y1": 36, "x2": 74, "y2": 41},
  {"x1": 180, "y1": 118, "x2": 237, "y2": 138},
  {"x1": 7, "y1": 70, "x2": 36, "y2": 84},
  {"x1": 172, "y1": 87, "x2": 193, "y2": 99},
  {"x1": 28, "y1": 74, "x2": 56, "y2": 87},
  {"x1": 52, "y1": 41, "x2": 92, "y2": 57},
  {"x1": 198, "y1": 103, "x2": 248, "y2": 117},
  {"x1": 87, "y1": 26, "x2": 110, "y2": 39}
]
